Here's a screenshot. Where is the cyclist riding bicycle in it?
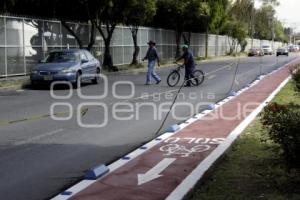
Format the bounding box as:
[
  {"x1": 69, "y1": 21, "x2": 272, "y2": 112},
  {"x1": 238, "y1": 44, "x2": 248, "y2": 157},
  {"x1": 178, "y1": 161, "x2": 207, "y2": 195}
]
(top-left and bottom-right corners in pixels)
[{"x1": 176, "y1": 45, "x2": 195, "y2": 87}]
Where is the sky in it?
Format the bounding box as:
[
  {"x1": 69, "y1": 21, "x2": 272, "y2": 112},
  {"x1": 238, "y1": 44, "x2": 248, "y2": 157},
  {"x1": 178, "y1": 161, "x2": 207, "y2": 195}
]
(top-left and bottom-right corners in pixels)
[{"x1": 255, "y1": 0, "x2": 300, "y2": 32}]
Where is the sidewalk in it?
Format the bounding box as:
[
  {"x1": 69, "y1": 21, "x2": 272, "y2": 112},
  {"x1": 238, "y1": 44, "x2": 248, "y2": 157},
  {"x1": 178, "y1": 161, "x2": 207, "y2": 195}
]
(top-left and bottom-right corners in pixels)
[
  {"x1": 0, "y1": 54, "x2": 243, "y2": 90},
  {"x1": 108, "y1": 54, "x2": 246, "y2": 75},
  {"x1": 52, "y1": 59, "x2": 299, "y2": 200}
]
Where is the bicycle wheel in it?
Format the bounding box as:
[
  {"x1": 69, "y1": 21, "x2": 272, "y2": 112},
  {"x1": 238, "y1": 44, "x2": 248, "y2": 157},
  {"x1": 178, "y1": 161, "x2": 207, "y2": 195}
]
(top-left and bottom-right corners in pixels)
[
  {"x1": 191, "y1": 70, "x2": 205, "y2": 86},
  {"x1": 167, "y1": 70, "x2": 180, "y2": 87}
]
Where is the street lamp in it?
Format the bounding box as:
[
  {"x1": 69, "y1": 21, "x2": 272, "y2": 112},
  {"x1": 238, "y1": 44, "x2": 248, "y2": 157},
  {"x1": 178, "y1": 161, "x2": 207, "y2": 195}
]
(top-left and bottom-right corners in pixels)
[{"x1": 250, "y1": 0, "x2": 255, "y2": 48}]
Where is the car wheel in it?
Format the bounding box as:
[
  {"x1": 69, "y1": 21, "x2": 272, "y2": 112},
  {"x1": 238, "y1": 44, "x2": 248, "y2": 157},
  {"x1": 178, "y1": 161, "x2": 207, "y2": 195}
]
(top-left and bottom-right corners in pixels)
[
  {"x1": 31, "y1": 80, "x2": 37, "y2": 88},
  {"x1": 92, "y1": 68, "x2": 101, "y2": 84},
  {"x1": 73, "y1": 72, "x2": 82, "y2": 89}
]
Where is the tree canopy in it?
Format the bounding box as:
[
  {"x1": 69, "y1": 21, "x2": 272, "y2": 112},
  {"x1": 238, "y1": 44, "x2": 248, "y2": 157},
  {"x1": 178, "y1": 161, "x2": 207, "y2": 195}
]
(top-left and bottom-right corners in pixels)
[{"x1": 0, "y1": 0, "x2": 289, "y2": 62}]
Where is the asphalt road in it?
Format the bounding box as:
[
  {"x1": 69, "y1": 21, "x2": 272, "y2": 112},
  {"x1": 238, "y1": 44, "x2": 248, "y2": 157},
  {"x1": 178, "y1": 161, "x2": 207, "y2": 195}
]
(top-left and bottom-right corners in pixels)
[{"x1": 0, "y1": 54, "x2": 298, "y2": 200}]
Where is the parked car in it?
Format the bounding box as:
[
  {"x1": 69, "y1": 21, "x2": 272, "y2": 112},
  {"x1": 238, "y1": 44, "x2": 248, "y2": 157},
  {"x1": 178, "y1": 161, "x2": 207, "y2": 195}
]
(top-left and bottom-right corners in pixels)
[
  {"x1": 248, "y1": 48, "x2": 264, "y2": 57},
  {"x1": 276, "y1": 47, "x2": 289, "y2": 57},
  {"x1": 262, "y1": 45, "x2": 273, "y2": 55},
  {"x1": 30, "y1": 49, "x2": 101, "y2": 88},
  {"x1": 288, "y1": 45, "x2": 299, "y2": 52}
]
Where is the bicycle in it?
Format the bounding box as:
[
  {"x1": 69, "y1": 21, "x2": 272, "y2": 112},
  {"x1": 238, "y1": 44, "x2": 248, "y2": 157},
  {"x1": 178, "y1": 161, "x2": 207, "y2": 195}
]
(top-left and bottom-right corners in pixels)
[{"x1": 167, "y1": 63, "x2": 205, "y2": 87}]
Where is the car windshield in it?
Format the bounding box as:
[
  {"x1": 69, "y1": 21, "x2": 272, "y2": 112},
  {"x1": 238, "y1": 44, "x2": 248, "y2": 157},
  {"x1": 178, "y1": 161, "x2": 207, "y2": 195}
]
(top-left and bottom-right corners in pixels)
[
  {"x1": 44, "y1": 52, "x2": 80, "y2": 63},
  {"x1": 262, "y1": 46, "x2": 270, "y2": 48}
]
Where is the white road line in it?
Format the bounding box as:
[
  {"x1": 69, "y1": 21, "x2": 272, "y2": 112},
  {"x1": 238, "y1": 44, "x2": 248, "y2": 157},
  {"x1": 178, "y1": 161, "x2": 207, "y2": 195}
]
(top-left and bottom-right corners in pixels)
[
  {"x1": 207, "y1": 75, "x2": 216, "y2": 80},
  {"x1": 205, "y1": 62, "x2": 236, "y2": 76},
  {"x1": 14, "y1": 129, "x2": 64, "y2": 146}
]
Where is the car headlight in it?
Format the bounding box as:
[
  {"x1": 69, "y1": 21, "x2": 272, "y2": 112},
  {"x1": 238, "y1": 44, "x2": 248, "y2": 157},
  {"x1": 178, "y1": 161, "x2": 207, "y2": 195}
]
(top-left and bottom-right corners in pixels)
[
  {"x1": 61, "y1": 68, "x2": 76, "y2": 73},
  {"x1": 31, "y1": 70, "x2": 38, "y2": 74}
]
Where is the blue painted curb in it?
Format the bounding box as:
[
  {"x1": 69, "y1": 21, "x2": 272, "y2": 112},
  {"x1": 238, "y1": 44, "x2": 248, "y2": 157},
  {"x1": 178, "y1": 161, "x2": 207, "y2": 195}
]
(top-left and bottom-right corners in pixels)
[
  {"x1": 229, "y1": 91, "x2": 237, "y2": 96},
  {"x1": 122, "y1": 156, "x2": 131, "y2": 160},
  {"x1": 61, "y1": 191, "x2": 72, "y2": 196},
  {"x1": 166, "y1": 124, "x2": 180, "y2": 133},
  {"x1": 84, "y1": 164, "x2": 109, "y2": 180},
  {"x1": 207, "y1": 104, "x2": 215, "y2": 110}
]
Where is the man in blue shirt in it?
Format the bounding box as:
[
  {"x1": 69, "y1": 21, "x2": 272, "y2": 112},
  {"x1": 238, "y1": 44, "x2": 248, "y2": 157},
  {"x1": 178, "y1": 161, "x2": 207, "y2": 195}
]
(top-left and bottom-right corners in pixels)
[
  {"x1": 176, "y1": 45, "x2": 195, "y2": 87},
  {"x1": 143, "y1": 40, "x2": 161, "y2": 85}
]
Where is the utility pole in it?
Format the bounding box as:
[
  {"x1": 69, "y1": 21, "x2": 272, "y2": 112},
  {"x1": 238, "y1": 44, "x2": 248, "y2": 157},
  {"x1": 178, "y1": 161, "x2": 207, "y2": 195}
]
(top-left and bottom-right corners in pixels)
[{"x1": 251, "y1": 0, "x2": 255, "y2": 48}]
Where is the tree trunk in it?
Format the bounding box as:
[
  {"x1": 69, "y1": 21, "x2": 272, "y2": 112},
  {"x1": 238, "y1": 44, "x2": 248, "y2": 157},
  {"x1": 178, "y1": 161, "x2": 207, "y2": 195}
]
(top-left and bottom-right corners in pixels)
[
  {"x1": 61, "y1": 20, "x2": 83, "y2": 49},
  {"x1": 103, "y1": 38, "x2": 113, "y2": 69},
  {"x1": 205, "y1": 27, "x2": 209, "y2": 58},
  {"x1": 182, "y1": 32, "x2": 191, "y2": 46},
  {"x1": 87, "y1": 21, "x2": 95, "y2": 51},
  {"x1": 130, "y1": 27, "x2": 140, "y2": 65},
  {"x1": 175, "y1": 31, "x2": 182, "y2": 58},
  {"x1": 96, "y1": 22, "x2": 116, "y2": 70}
]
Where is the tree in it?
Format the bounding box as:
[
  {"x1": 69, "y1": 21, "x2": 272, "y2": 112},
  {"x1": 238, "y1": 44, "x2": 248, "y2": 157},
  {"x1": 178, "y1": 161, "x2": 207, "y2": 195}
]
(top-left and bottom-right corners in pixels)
[
  {"x1": 94, "y1": 0, "x2": 129, "y2": 70},
  {"x1": 230, "y1": 0, "x2": 255, "y2": 38},
  {"x1": 153, "y1": 0, "x2": 210, "y2": 58},
  {"x1": 223, "y1": 20, "x2": 248, "y2": 54},
  {"x1": 207, "y1": 0, "x2": 229, "y2": 35},
  {"x1": 254, "y1": 5, "x2": 274, "y2": 40},
  {"x1": 0, "y1": 0, "x2": 15, "y2": 13},
  {"x1": 275, "y1": 20, "x2": 288, "y2": 43},
  {"x1": 2, "y1": 0, "x2": 97, "y2": 51},
  {"x1": 124, "y1": 0, "x2": 157, "y2": 65}
]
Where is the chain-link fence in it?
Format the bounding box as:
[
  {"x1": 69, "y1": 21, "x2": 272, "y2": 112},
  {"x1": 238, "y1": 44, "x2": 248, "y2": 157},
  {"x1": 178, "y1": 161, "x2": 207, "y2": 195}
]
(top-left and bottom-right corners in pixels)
[{"x1": 0, "y1": 15, "x2": 283, "y2": 77}]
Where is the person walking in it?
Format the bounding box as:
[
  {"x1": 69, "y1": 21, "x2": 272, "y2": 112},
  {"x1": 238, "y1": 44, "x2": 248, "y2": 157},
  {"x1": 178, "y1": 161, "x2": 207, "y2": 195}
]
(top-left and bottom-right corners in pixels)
[
  {"x1": 176, "y1": 45, "x2": 196, "y2": 87},
  {"x1": 142, "y1": 40, "x2": 161, "y2": 85}
]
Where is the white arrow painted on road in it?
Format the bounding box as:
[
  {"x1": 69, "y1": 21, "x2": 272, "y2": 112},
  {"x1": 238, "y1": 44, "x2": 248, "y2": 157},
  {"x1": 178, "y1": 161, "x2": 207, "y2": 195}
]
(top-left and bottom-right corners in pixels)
[{"x1": 138, "y1": 158, "x2": 176, "y2": 186}]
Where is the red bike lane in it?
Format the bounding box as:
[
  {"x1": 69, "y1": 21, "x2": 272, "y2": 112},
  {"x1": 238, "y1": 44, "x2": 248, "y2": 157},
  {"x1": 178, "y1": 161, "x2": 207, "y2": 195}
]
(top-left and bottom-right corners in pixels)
[{"x1": 69, "y1": 61, "x2": 298, "y2": 200}]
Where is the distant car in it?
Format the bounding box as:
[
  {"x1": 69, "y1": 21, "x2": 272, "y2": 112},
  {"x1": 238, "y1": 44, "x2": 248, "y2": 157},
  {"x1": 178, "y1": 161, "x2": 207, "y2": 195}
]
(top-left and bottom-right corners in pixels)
[
  {"x1": 288, "y1": 45, "x2": 299, "y2": 52},
  {"x1": 248, "y1": 48, "x2": 264, "y2": 57},
  {"x1": 262, "y1": 45, "x2": 273, "y2": 55},
  {"x1": 276, "y1": 47, "x2": 289, "y2": 57},
  {"x1": 30, "y1": 49, "x2": 101, "y2": 87}
]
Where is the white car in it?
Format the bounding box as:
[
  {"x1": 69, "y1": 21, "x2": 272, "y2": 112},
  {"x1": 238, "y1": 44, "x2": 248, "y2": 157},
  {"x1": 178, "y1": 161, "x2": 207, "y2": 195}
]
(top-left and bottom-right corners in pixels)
[
  {"x1": 262, "y1": 45, "x2": 273, "y2": 55},
  {"x1": 289, "y1": 45, "x2": 299, "y2": 52}
]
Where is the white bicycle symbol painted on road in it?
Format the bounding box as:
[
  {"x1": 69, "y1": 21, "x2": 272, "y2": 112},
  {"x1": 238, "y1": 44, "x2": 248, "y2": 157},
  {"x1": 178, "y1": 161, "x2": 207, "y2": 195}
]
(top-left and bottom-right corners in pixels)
[{"x1": 159, "y1": 144, "x2": 211, "y2": 158}]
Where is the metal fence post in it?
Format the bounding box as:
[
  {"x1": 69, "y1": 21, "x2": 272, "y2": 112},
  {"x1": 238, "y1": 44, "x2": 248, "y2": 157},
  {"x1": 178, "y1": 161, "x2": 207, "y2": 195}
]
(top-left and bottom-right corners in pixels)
[
  {"x1": 22, "y1": 18, "x2": 26, "y2": 74},
  {"x1": 122, "y1": 26, "x2": 125, "y2": 65},
  {"x1": 139, "y1": 27, "x2": 142, "y2": 61},
  {"x1": 4, "y1": 16, "x2": 7, "y2": 77},
  {"x1": 59, "y1": 21, "x2": 62, "y2": 50}
]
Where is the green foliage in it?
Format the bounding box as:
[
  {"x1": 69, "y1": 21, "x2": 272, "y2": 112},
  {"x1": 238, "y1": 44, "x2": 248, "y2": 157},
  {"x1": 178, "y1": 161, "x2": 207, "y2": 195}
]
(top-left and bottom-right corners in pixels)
[
  {"x1": 223, "y1": 20, "x2": 248, "y2": 54},
  {"x1": 254, "y1": 5, "x2": 274, "y2": 40},
  {"x1": 230, "y1": 0, "x2": 254, "y2": 25},
  {"x1": 275, "y1": 21, "x2": 288, "y2": 42},
  {"x1": 152, "y1": 0, "x2": 211, "y2": 33},
  {"x1": 292, "y1": 66, "x2": 300, "y2": 91},
  {"x1": 124, "y1": 0, "x2": 157, "y2": 26},
  {"x1": 261, "y1": 103, "x2": 300, "y2": 169},
  {"x1": 207, "y1": 0, "x2": 229, "y2": 34}
]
